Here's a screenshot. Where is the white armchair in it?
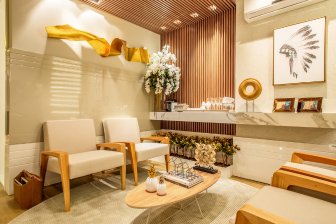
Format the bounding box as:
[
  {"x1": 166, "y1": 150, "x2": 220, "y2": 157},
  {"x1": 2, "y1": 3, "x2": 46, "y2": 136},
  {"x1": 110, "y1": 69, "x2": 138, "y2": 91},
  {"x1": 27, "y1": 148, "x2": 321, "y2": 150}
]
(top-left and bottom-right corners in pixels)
[
  {"x1": 103, "y1": 118, "x2": 170, "y2": 186},
  {"x1": 40, "y1": 119, "x2": 126, "y2": 212}
]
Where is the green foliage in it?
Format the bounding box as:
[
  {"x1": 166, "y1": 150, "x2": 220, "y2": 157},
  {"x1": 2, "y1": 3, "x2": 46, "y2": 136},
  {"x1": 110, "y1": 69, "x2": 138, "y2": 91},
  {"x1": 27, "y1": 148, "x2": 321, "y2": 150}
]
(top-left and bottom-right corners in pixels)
[{"x1": 152, "y1": 132, "x2": 240, "y2": 156}]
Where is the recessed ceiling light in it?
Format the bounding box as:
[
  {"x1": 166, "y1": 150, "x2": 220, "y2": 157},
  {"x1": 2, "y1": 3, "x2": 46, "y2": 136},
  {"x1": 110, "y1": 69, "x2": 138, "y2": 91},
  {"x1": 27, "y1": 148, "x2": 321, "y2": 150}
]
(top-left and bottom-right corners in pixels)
[
  {"x1": 190, "y1": 13, "x2": 199, "y2": 18},
  {"x1": 174, "y1": 20, "x2": 181, "y2": 25},
  {"x1": 161, "y1": 26, "x2": 167, "y2": 30},
  {"x1": 209, "y1": 5, "x2": 217, "y2": 11},
  {"x1": 91, "y1": 0, "x2": 101, "y2": 3}
]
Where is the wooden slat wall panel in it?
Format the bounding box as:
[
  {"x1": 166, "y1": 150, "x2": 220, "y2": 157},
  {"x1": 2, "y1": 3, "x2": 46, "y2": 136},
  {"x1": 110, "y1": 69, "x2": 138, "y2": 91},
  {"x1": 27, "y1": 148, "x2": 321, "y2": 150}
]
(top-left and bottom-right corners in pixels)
[
  {"x1": 161, "y1": 9, "x2": 236, "y2": 135},
  {"x1": 79, "y1": 0, "x2": 235, "y2": 34}
]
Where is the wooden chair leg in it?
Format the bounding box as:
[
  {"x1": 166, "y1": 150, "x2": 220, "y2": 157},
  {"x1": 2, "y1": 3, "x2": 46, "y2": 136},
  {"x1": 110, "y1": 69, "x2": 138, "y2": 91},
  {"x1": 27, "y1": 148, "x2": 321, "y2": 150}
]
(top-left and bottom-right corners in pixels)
[
  {"x1": 128, "y1": 149, "x2": 138, "y2": 186},
  {"x1": 58, "y1": 153, "x2": 70, "y2": 212},
  {"x1": 120, "y1": 164, "x2": 126, "y2": 190},
  {"x1": 165, "y1": 154, "x2": 170, "y2": 172},
  {"x1": 40, "y1": 154, "x2": 50, "y2": 187}
]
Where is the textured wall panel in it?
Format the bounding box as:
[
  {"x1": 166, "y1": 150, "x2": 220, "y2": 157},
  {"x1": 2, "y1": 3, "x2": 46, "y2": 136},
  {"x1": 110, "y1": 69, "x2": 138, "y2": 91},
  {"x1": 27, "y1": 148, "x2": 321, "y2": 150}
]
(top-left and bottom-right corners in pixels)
[{"x1": 161, "y1": 9, "x2": 236, "y2": 135}]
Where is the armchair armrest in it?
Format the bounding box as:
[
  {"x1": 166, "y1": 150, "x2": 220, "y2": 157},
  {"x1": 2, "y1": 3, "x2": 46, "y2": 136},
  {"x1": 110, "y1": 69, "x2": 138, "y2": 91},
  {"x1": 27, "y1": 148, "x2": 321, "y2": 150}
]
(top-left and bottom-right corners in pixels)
[
  {"x1": 41, "y1": 150, "x2": 68, "y2": 158},
  {"x1": 236, "y1": 204, "x2": 295, "y2": 224},
  {"x1": 140, "y1": 137, "x2": 169, "y2": 144},
  {"x1": 96, "y1": 143, "x2": 126, "y2": 155},
  {"x1": 291, "y1": 152, "x2": 336, "y2": 166},
  {"x1": 40, "y1": 151, "x2": 69, "y2": 183}
]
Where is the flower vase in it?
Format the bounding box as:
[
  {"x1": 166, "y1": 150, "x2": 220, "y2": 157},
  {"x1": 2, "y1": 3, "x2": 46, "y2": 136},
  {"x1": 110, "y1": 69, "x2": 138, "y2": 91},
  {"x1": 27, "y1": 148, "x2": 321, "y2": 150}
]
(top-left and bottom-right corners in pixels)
[
  {"x1": 153, "y1": 93, "x2": 161, "y2": 112},
  {"x1": 173, "y1": 144, "x2": 178, "y2": 154},
  {"x1": 191, "y1": 148, "x2": 196, "y2": 159},
  {"x1": 178, "y1": 146, "x2": 184, "y2": 156},
  {"x1": 170, "y1": 144, "x2": 175, "y2": 154},
  {"x1": 160, "y1": 89, "x2": 167, "y2": 111},
  {"x1": 146, "y1": 177, "x2": 158, "y2": 193},
  {"x1": 157, "y1": 183, "x2": 166, "y2": 196}
]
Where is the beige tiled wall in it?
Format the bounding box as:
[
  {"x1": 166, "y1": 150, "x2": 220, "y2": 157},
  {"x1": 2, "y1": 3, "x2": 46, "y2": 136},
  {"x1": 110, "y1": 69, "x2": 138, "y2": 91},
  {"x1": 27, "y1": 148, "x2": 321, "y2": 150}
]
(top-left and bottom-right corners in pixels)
[
  {"x1": 7, "y1": 0, "x2": 161, "y2": 145},
  {"x1": 8, "y1": 49, "x2": 160, "y2": 145}
]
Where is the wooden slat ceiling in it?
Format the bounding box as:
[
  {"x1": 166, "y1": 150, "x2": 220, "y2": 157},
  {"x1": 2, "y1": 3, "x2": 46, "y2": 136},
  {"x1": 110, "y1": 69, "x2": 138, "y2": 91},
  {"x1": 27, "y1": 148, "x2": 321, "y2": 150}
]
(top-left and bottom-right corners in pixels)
[{"x1": 79, "y1": 0, "x2": 235, "y2": 34}]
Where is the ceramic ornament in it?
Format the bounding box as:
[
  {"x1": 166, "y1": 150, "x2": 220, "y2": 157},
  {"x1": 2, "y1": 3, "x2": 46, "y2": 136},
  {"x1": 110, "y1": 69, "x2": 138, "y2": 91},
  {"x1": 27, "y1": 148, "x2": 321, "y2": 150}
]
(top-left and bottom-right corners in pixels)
[{"x1": 146, "y1": 165, "x2": 158, "y2": 193}]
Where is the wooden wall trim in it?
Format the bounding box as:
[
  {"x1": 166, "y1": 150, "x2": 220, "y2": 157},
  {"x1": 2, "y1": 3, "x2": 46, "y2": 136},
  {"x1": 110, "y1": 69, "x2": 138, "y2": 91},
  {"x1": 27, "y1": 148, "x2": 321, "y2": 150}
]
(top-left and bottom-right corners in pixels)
[{"x1": 161, "y1": 8, "x2": 236, "y2": 135}]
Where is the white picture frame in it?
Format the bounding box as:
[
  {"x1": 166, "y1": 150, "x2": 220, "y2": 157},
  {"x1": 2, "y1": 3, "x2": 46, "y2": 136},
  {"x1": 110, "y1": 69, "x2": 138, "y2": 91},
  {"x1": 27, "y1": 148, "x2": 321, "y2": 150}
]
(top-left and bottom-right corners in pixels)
[{"x1": 273, "y1": 17, "x2": 326, "y2": 86}]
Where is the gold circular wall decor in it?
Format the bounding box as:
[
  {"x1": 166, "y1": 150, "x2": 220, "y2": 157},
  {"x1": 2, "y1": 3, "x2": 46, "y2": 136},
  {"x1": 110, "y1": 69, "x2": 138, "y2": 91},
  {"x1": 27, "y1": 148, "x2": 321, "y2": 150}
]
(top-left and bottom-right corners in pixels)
[{"x1": 238, "y1": 78, "x2": 262, "y2": 101}]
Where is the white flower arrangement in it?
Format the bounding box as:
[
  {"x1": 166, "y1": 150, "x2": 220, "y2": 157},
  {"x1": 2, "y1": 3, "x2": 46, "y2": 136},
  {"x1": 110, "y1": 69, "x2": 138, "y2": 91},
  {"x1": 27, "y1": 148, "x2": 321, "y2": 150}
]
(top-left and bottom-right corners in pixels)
[{"x1": 144, "y1": 45, "x2": 181, "y2": 95}]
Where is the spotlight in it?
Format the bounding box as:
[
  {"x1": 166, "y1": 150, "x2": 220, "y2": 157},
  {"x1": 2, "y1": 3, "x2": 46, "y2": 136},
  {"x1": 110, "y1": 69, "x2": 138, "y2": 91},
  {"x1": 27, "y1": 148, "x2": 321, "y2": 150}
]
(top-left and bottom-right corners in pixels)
[
  {"x1": 91, "y1": 0, "x2": 101, "y2": 3},
  {"x1": 190, "y1": 13, "x2": 199, "y2": 18},
  {"x1": 174, "y1": 20, "x2": 181, "y2": 25},
  {"x1": 209, "y1": 5, "x2": 217, "y2": 11},
  {"x1": 161, "y1": 26, "x2": 167, "y2": 30}
]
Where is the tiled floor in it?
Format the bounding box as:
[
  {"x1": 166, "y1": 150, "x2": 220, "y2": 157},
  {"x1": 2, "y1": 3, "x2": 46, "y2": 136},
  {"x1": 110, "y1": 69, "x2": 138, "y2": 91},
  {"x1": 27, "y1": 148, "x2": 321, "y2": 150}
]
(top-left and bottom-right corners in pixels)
[{"x1": 0, "y1": 161, "x2": 267, "y2": 224}]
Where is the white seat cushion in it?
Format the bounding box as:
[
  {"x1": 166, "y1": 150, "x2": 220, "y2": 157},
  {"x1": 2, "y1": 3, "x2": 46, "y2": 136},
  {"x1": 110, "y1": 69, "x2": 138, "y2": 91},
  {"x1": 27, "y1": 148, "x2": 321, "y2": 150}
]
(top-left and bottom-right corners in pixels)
[
  {"x1": 132, "y1": 143, "x2": 169, "y2": 162},
  {"x1": 47, "y1": 150, "x2": 124, "y2": 179},
  {"x1": 283, "y1": 162, "x2": 336, "y2": 178},
  {"x1": 231, "y1": 186, "x2": 336, "y2": 224}
]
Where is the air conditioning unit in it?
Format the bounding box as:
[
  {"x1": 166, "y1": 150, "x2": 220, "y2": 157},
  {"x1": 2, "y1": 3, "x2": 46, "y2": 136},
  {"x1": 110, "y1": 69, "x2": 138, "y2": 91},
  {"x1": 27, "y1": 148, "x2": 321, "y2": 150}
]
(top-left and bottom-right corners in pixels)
[{"x1": 244, "y1": 0, "x2": 326, "y2": 23}]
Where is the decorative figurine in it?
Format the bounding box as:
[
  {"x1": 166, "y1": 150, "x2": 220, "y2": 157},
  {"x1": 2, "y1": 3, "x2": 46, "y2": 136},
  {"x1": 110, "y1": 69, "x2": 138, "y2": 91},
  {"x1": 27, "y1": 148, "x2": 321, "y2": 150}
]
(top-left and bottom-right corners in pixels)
[
  {"x1": 193, "y1": 143, "x2": 218, "y2": 174},
  {"x1": 146, "y1": 165, "x2": 158, "y2": 192},
  {"x1": 157, "y1": 175, "x2": 167, "y2": 196}
]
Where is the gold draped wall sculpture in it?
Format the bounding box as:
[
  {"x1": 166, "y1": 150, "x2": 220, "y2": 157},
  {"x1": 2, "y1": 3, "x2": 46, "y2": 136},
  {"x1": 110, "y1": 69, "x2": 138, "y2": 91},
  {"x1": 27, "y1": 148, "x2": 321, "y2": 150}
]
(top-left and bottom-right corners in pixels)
[{"x1": 45, "y1": 25, "x2": 150, "y2": 63}]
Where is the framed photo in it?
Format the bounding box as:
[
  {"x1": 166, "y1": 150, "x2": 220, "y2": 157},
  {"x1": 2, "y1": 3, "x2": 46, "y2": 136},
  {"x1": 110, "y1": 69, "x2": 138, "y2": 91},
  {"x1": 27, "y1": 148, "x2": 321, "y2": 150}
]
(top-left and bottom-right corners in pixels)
[
  {"x1": 297, "y1": 97, "x2": 322, "y2": 113},
  {"x1": 273, "y1": 98, "x2": 295, "y2": 112},
  {"x1": 273, "y1": 17, "x2": 326, "y2": 86}
]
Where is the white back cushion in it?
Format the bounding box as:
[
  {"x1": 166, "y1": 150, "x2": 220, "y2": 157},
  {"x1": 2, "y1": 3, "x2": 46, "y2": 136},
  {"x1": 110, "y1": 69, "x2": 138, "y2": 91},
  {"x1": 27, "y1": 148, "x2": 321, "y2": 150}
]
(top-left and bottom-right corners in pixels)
[
  {"x1": 103, "y1": 118, "x2": 141, "y2": 144},
  {"x1": 43, "y1": 119, "x2": 97, "y2": 154}
]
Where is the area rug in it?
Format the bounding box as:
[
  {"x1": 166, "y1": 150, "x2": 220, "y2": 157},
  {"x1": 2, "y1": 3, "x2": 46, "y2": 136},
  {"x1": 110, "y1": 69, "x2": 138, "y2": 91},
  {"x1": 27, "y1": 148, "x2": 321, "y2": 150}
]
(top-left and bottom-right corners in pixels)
[{"x1": 9, "y1": 171, "x2": 259, "y2": 224}]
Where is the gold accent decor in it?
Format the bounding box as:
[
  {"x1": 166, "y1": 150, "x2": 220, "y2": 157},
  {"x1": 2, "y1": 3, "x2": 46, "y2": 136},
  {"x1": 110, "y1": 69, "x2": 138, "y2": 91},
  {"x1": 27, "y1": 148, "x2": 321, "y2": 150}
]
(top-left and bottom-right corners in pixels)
[
  {"x1": 238, "y1": 78, "x2": 262, "y2": 101},
  {"x1": 273, "y1": 98, "x2": 295, "y2": 113},
  {"x1": 45, "y1": 25, "x2": 150, "y2": 63},
  {"x1": 148, "y1": 165, "x2": 157, "y2": 178}
]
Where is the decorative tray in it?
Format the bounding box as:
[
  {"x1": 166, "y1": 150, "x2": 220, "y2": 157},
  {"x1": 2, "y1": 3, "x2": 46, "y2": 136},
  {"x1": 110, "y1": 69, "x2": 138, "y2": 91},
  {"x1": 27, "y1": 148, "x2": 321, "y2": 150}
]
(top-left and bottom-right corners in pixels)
[{"x1": 163, "y1": 169, "x2": 204, "y2": 188}]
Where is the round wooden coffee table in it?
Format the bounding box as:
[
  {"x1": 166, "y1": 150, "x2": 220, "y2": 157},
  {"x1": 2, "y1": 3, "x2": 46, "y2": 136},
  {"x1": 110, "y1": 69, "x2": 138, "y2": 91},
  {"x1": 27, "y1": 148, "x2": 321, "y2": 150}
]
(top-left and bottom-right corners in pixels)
[{"x1": 125, "y1": 169, "x2": 221, "y2": 223}]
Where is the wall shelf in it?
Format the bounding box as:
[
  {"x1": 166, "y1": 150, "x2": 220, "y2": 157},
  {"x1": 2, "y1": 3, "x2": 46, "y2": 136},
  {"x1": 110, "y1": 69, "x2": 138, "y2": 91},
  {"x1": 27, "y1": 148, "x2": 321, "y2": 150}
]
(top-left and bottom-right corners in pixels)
[{"x1": 150, "y1": 112, "x2": 336, "y2": 129}]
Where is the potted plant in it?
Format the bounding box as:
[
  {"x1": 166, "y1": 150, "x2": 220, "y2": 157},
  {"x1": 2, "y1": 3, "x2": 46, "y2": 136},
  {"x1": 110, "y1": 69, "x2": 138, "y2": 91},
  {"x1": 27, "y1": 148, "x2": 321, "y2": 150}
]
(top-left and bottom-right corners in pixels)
[{"x1": 144, "y1": 45, "x2": 181, "y2": 111}]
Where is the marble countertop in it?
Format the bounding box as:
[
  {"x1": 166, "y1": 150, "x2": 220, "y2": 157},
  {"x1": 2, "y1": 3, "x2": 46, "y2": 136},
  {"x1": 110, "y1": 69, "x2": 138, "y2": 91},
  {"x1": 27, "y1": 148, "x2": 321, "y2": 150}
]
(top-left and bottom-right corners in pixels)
[{"x1": 150, "y1": 112, "x2": 336, "y2": 129}]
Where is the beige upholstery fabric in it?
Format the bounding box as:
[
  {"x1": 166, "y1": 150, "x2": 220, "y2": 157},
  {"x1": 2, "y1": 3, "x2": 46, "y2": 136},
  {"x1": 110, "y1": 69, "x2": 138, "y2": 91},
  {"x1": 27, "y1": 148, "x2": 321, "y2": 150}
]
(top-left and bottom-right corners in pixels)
[
  {"x1": 230, "y1": 186, "x2": 336, "y2": 224},
  {"x1": 284, "y1": 162, "x2": 336, "y2": 178},
  {"x1": 43, "y1": 119, "x2": 97, "y2": 154},
  {"x1": 228, "y1": 214, "x2": 236, "y2": 224},
  {"x1": 47, "y1": 150, "x2": 124, "y2": 179},
  {"x1": 103, "y1": 118, "x2": 141, "y2": 144},
  {"x1": 134, "y1": 143, "x2": 169, "y2": 162}
]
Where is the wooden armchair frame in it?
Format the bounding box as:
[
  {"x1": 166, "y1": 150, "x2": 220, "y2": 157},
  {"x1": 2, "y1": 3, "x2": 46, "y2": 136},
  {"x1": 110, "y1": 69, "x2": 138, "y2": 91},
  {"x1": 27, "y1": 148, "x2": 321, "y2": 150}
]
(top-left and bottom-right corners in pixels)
[
  {"x1": 112, "y1": 137, "x2": 170, "y2": 186},
  {"x1": 236, "y1": 204, "x2": 295, "y2": 224},
  {"x1": 40, "y1": 143, "x2": 126, "y2": 212},
  {"x1": 271, "y1": 151, "x2": 336, "y2": 197}
]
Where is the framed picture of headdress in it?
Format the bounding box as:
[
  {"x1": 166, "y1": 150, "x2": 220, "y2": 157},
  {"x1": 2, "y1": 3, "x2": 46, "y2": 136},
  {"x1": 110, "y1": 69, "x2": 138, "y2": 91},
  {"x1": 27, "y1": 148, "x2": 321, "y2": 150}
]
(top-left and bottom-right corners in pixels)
[{"x1": 273, "y1": 17, "x2": 326, "y2": 86}]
